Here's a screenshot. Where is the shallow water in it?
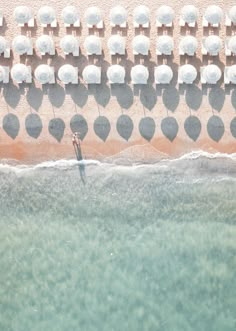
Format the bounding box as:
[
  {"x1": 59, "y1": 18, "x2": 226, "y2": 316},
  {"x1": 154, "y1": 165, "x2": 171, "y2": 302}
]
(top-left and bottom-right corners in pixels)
[{"x1": 0, "y1": 153, "x2": 236, "y2": 331}]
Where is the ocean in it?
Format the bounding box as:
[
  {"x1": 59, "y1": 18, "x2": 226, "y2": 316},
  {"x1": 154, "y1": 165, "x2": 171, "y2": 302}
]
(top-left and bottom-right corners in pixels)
[{"x1": 0, "y1": 152, "x2": 236, "y2": 331}]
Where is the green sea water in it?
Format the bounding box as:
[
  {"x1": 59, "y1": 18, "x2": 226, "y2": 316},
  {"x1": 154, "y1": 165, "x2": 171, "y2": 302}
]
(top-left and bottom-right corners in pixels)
[{"x1": 0, "y1": 154, "x2": 236, "y2": 331}]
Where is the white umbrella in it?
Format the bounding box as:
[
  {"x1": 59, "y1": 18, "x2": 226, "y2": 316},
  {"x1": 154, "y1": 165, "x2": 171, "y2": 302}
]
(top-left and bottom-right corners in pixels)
[
  {"x1": 203, "y1": 64, "x2": 221, "y2": 84},
  {"x1": 35, "y1": 64, "x2": 54, "y2": 84},
  {"x1": 0, "y1": 36, "x2": 7, "y2": 54},
  {"x1": 228, "y1": 36, "x2": 236, "y2": 53},
  {"x1": 110, "y1": 6, "x2": 127, "y2": 26},
  {"x1": 229, "y1": 6, "x2": 236, "y2": 23},
  {"x1": 180, "y1": 36, "x2": 198, "y2": 55},
  {"x1": 181, "y1": 5, "x2": 198, "y2": 24},
  {"x1": 156, "y1": 5, "x2": 174, "y2": 25},
  {"x1": 131, "y1": 65, "x2": 149, "y2": 84},
  {"x1": 155, "y1": 65, "x2": 173, "y2": 84},
  {"x1": 14, "y1": 6, "x2": 32, "y2": 24},
  {"x1": 61, "y1": 6, "x2": 79, "y2": 24},
  {"x1": 0, "y1": 66, "x2": 5, "y2": 82},
  {"x1": 12, "y1": 36, "x2": 31, "y2": 55},
  {"x1": 107, "y1": 65, "x2": 125, "y2": 83},
  {"x1": 157, "y1": 36, "x2": 174, "y2": 55},
  {"x1": 204, "y1": 5, "x2": 223, "y2": 25},
  {"x1": 132, "y1": 35, "x2": 150, "y2": 55},
  {"x1": 228, "y1": 65, "x2": 236, "y2": 84},
  {"x1": 84, "y1": 35, "x2": 101, "y2": 55},
  {"x1": 205, "y1": 35, "x2": 222, "y2": 54},
  {"x1": 36, "y1": 35, "x2": 54, "y2": 54},
  {"x1": 133, "y1": 5, "x2": 150, "y2": 25},
  {"x1": 37, "y1": 6, "x2": 56, "y2": 25},
  {"x1": 107, "y1": 35, "x2": 125, "y2": 54},
  {"x1": 84, "y1": 7, "x2": 102, "y2": 25},
  {"x1": 179, "y1": 64, "x2": 197, "y2": 84},
  {"x1": 60, "y1": 35, "x2": 78, "y2": 53},
  {"x1": 82, "y1": 65, "x2": 101, "y2": 84},
  {"x1": 58, "y1": 64, "x2": 77, "y2": 84},
  {"x1": 11, "y1": 63, "x2": 29, "y2": 82}
]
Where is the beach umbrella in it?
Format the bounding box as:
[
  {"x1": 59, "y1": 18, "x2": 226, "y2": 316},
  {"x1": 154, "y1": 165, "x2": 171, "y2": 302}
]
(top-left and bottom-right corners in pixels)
[
  {"x1": 0, "y1": 66, "x2": 5, "y2": 82},
  {"x1": 14, "y1": 6, "x2": 32, "y2": 24},
  {"x1": 205, "y1": 35, "x2": 222, "y2": 55},
  {"x1": 227, "y1": 65, "x2": 236, "y2": 84},
  {"x1": 0, "y1": 36, "x2": 7, "y2": 54},
  {"x1": 133, "y1": 5, "x2": 150, "y2": 25},
  {"x1": 60, "y1": 35, "x2": 78, "y2": 53},
  {"x1": 107, "y1": 35, "x2": 125, "y2": 54},
  {"x1": 84, "y1": 7, "x2": 102, "y2": 26},
  {"x1": 202, "y1": 64, "x2": 221, "y2": 84},
  {"x1": 132, "y1": 35, "x2": 150, "y2": 55},
  {"x1": 12, "y1": 36, "x2": 31, "y2": 55},
  {"x1": 155, "y1": 65, "x2": 173, "y2": 84},
  {"x1": 61, "y1": 6, "x2": 79, "y2": 25},
  {"x1": 82, "y1": 65, "x2": 101, "y2": 84},
  {"x1": 204, "y1": 5, "x2": 223, "y2": 25},
  {"x1": 157, "y1": 36, "x2": 174, "y2": 55},
  {"x1": 11, "y1": 63, "x2": 29, "y2": 82},
  {"x1": 36, "y1": 35, "x2": 54, "y2": 54},
  {"x1": 84, "y1": 35, "x2": 101, "y2": 55},
  {"x1": 110, "y1": 6, "x2": 127, "y2": 26},
  {"x1": 181, "y1": 5, "x2": 198, "y2": 24},
  {"x1": 179, "y1": 36, "x2": 198, "y2": 55},
  {"x1": 131, "y1": 65, "x2": 149, "y2": 84},
  {"x1": 58, "y1": 64, "x2": 77, "y2": 84},
  {"x1": 107, "y1": 65, "x2": 125, "y2": 83},
  {"x1": 179, "y1": 64, "x2": 197, "y2": 84},
  {"x1": 35, "y1": 64, "x2": 54, "y2": 84},
  {"x1": 156, "y1": 5, "x2": 174, "y2": 25},
  {"x1": 37, "y1": 6, "x2": 56, "y2": 25},
  {"x1": 229, "y1": 6, "x2": 236, "y2": 23},
  {"x1": 228, "y1": 36, "x2": 236, "y2": 53}
]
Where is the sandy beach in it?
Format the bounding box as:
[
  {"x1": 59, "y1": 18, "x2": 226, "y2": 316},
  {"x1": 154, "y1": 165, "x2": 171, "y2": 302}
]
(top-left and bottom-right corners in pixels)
[{"x1": 0, "y1": 0, "x2": 236, "y2": 164}]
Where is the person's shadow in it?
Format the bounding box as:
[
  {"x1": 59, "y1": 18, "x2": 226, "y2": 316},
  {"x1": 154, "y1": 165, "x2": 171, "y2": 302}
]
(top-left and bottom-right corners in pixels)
[{"x1": 73, "y1": 141, "x2": 86, "y2": 184}]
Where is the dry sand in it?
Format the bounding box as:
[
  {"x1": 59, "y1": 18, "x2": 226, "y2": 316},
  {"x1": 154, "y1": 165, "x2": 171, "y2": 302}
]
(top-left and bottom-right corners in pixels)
[{"x1": 0, "y1": 0, "x2": 236, "y2": 164}]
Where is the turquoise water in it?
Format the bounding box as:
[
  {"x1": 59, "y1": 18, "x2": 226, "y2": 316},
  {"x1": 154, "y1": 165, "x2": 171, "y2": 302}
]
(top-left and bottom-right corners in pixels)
[{"x1": 0, "y1": 154, "x2": 236, "y2": 331}]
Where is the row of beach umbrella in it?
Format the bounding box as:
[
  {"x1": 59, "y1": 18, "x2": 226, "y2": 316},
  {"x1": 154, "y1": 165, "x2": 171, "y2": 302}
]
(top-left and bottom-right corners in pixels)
[
  {"x1": 1, "y1": 34, "x2": 236, "y2": 57},
  {"x1": 1, "y1": 63, "x2": 236, "y2": 85},
  {"x1": 1, "y1": 5, "x2": 236, "y2": 28}
]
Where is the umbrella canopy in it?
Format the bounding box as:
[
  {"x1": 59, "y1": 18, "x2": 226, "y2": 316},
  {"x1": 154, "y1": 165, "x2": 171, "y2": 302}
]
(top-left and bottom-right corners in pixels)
[
  {"x1": 37, "y1": 6, "x2": 56, "y2": 24},
  {"x1": 132, "y1": 35, "x2": 150, "y2": 55},
  {"x1": 61, "y1": 6, "x2": 79, "y2": 24},
  {"x1": 110, "y1": 6, "x2": 127, "y2": 25},
  {"x1": 156, "y1": 5, "x2": 174, "y2": 25},
  {"x1": 155, "y1": 65, "x2": 173, "y2": 84},
  {"x1": 228, "y1": 65, "x2": 236, "y2": 83},
  {"x1": 58, "y1": 64, "x2": 77, "y2": 84},
  {"x1": 107, "y1": 65, "x2": 125, "y2": 83},
  {"x1": 0, "y1": 36, "x2": 7, "y2": 54},
  {"x1": 204, "y1": 5, "x2": 223, "y2": 25},
  {"x1": 181, "y1": 5, "x2": 198, "y2": 24},
  {"x1": 82, "y1": 65, "x2": 101, "y2": 84},
  {"x1": 157, "y1": 36, "x2": 174, "y2": 55},
  {"x1": 60, "y1": 35, "x2": 78, "y2": 53},
  {"x1": 36, "y1": 35, "x2": 54, "y2": 53},
  {"x1": 229, "y1": 6, "x2": 236, "y2": 23},
  {"x1": 202, "y1": 64, "x2": 221, "y2": 83},
  {"x1": 84, "y1": 7, "x2": 102, "y2": 25},
  {"x1": 35, "y1": 64, "x2": 54, "y2": 84},
  {"x1": 0, "y1": 66, "x2": 6, "y2": 82},
  {"x1": 179, "y1": 64, "x2": 197, "y2": 84},
  {"x1": 228, "y1": 36, "x2": 236, "y2": 53},
  {"x1": 14, "y1": 6, "x2": 32, "y2": 24},
  {"x1": 11, "y1": 63, "x2": 29, "y2": 82},
  {"x1": 131, "y1": 65, "x2": 149, "y2": 84},
  {"x1": 107, "y1": 35, "x2": 125, "y2": 54},
  {"x1": 133, "y1": 5, "x2": 150, "y2": 25},
  {"x1": 12, "y1": 36, "x2": 31, "y2": 55},
  {"x1": 84, "y1": 35, "x2": 101, "y2": 54},
  {"x1": 180, "y1": 36, "x2": 198, "y2": 55},
  {"x1": 205, "y1": 35, "x2": 222, "y2": 54}
]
